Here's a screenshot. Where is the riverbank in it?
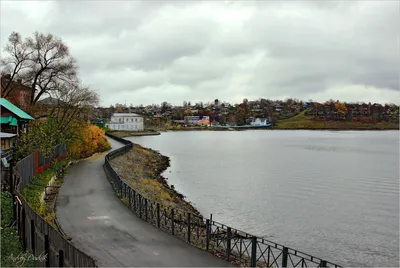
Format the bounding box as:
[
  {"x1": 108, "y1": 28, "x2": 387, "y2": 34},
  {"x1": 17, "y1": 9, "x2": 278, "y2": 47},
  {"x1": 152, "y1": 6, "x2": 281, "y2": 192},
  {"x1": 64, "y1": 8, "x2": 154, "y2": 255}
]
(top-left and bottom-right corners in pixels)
[
  {"x1": 162, "y1": 111, "x2": 398, "y2": 131},
  {"x1": 108, "y1": 130, "x2": 161, "y2": 137},
  {"x1": 109, "y1": 131, "x2": 201, "y2": 213},
  {"x1": 274, "y1": 111, "x2": 399, "y2": 130},
  {"x1": 165, "y1": 125, "x2": 398, "y2": 131},
  {"x1": 108, "y1": 142, "x2": 200, "y2": 215}
]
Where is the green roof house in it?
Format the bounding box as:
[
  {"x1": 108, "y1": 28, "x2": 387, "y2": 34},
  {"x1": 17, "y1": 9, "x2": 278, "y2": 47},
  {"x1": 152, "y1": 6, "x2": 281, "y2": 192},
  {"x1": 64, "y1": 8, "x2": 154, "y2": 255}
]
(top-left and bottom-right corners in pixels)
[{"x1": 0, "y1": 98, "x2": 35, "y2": 135}]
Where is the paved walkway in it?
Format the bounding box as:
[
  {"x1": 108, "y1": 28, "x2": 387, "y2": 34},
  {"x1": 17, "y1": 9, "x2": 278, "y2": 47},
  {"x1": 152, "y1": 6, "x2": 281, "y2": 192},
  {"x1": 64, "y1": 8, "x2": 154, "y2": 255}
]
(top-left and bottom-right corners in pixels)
[{"x1": 56, "y1": 137, "x2": 230, "y2": 267}]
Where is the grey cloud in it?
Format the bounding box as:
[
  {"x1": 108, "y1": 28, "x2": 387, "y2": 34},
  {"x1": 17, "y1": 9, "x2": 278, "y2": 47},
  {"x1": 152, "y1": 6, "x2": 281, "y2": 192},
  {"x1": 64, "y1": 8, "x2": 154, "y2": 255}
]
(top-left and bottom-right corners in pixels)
[{"x1": 0, "y1": 1, "x2": 398, "y2": 106}]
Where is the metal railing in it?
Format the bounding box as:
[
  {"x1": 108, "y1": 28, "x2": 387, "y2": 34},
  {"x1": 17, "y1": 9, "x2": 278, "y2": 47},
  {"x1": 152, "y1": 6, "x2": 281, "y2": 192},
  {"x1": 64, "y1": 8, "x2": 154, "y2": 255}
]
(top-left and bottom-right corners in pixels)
[{"x1": 104, "y1": 133, "x2": 342, "y2": 268}]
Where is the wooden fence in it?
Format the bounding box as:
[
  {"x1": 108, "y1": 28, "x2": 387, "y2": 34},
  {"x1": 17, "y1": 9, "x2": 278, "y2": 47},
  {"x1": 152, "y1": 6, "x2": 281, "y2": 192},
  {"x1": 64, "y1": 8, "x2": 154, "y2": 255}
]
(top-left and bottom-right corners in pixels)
[
  {"x1": 11, "y1": 145, "x2": 96, "y2": 267},
  {"x1": 15, "y1": 144, "x2": 67, "y2": 191}
]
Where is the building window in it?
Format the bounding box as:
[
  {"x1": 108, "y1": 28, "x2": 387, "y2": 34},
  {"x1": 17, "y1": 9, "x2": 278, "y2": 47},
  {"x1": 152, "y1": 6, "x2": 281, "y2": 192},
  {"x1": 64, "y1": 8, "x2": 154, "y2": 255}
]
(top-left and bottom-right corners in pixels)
[{"x1": 1, "y1": 139, "x2": 7, "y2": 150}]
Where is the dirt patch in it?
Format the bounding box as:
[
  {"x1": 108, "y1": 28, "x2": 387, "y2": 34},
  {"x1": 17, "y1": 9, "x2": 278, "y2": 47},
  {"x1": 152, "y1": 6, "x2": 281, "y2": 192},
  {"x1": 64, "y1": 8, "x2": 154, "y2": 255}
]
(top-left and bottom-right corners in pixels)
[{"x1": 109, "y1": 143, "x2": 200, "y2": 215}]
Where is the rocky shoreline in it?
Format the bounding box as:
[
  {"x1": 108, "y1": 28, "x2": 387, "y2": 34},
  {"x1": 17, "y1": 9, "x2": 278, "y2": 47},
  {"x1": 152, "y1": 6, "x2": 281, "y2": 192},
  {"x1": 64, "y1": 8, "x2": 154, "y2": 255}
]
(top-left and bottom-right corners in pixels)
[{"x1": 109, "y1": 142, "x2": 201, "y2": 216}]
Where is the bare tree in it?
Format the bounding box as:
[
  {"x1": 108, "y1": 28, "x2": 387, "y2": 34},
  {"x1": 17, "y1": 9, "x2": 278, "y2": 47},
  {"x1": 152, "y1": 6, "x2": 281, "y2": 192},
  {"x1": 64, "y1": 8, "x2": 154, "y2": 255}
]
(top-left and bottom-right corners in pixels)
[
  {"x1": 48, "y1": 81, "x2": 99, "y2": 133},
  {"x1": 1, "y1": 31, "x2": 78, "y2": 104}
]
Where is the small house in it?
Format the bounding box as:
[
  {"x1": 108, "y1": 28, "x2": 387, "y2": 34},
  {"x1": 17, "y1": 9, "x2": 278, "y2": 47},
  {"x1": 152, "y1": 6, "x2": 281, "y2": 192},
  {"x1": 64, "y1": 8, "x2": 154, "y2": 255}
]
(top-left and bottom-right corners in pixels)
[
  {"x1": 250, "y1": 118, "x2": 269, "y2": 126},
  {"x1": 0, "y1": 132, "x2": 16, "y2": 151},
  {"x1": 0, "y1": 98, "x2": 35, "y2": 135}
]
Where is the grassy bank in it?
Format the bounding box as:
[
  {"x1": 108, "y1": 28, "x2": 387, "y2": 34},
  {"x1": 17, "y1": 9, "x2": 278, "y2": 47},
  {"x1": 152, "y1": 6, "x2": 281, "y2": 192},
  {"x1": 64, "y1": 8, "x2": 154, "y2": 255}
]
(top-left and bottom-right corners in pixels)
[
  {"x1": 109, "y1": 144, "x2": 199, "y2": 215},
  {"x1": 21, "y1": 159, "x2": 69, "y2": 228},
  {"x1": 108, "y1": 130, "x2": 161, "y2": 137},
  {"x1": 274, "y1": 111, "x2": 399, "y2": 130},
  {"x1": 1, "y1": 191, "x2": 34, "y2": 267}
]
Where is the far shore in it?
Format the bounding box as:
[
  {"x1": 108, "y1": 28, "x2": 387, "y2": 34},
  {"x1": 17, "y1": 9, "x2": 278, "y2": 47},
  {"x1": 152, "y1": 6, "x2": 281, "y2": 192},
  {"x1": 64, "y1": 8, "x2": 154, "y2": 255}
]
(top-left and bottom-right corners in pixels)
[
  {"x1": 163, "y1": 126, "x2": 399, "y2": 131},
  {"x1": 107, "y1": 130, "x2": 161, "y2": 137}
]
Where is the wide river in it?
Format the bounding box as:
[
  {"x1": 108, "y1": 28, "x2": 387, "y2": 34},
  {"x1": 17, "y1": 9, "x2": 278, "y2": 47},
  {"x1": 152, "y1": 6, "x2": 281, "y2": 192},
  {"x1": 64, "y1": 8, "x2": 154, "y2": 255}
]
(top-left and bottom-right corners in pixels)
[{"x1": 127, "y1": 130, "x2": 399, "y2": 267}]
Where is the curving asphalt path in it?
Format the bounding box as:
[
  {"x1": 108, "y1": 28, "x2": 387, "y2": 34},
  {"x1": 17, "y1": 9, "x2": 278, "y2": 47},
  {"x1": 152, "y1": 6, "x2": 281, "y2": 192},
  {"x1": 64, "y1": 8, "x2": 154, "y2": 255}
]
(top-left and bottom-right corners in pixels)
[{"x1": 56, "y1": 137, "x2": 230, "y2": 267}]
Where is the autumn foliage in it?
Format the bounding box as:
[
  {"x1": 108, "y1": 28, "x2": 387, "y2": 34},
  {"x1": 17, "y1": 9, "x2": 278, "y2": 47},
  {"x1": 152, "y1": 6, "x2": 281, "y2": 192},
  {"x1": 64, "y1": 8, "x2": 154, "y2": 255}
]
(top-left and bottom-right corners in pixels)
[
  {"x1": 68, "y1": 124, "x2": 111, "y2": 159},
  {"x1": 334, "y1": 101, "x2": 348, "y2": 120}
]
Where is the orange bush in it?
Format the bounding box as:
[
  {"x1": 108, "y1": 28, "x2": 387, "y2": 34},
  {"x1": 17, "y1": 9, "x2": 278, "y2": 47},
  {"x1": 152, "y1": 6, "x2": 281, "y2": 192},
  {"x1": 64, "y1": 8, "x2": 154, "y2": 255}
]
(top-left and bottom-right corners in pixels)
[{"x1": 68, "y1": 124, "x2": 111, "y2": 159}]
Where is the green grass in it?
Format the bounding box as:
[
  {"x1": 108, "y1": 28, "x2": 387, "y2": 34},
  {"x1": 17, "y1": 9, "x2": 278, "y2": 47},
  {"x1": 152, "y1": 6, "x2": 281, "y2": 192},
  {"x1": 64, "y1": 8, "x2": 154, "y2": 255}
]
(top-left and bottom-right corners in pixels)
[
  {"x1": 275, "y1": 111, "x2": 399, "y2": 130},
  {"x1": 21, "y1": 159, "x2": 69, "y2": 227},
  {"x1": 1, "y1": 191, "x2": 35, "y2": 267},
  {"x1": 1, "y1": 190, "x2": 13, "y2": 227}
]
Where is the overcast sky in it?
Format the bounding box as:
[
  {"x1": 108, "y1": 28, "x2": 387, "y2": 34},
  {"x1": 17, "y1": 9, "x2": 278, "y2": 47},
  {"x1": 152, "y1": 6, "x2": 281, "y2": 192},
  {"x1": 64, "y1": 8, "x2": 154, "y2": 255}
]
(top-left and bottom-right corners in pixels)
[{"x1": 1, "y1": 1, "x2": 399, "y2": 106}]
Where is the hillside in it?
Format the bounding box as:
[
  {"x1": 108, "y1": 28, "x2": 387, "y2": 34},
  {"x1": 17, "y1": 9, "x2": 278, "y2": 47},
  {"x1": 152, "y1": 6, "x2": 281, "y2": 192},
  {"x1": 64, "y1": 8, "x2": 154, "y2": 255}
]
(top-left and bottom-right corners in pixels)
[{"x1": 274, "y1": 111, "x2": 399, "y2": 130}]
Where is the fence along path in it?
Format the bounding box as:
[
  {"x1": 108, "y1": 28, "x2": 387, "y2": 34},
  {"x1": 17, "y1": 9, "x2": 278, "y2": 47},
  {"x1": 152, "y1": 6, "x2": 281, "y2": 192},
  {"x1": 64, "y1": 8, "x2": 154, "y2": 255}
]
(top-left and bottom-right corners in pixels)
[
  {"x1": 12, "y1": 145, "x2": 96, "y2": 267},
  {"x1": 105, "y1": 133, "x2": 342, "y2": 268},
  {"x1": 14, "y1": 144, "x2": 67, "y2": 191}
]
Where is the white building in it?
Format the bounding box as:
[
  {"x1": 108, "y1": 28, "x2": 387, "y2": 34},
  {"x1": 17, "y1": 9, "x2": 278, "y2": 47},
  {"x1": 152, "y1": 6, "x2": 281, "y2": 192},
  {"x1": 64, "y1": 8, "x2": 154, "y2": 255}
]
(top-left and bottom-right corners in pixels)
[
  {"x1": 250, "y1": 118, "x2": 269, "y2": 126},
  {"x1": 106, "y1": 113, "x2": 144, "y2": 131}
]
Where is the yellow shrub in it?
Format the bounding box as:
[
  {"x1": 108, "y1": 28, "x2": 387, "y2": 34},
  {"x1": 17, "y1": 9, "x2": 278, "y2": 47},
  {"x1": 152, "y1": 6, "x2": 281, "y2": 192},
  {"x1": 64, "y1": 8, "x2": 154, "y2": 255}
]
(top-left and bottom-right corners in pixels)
[{"x1": 68, "y1": 124, "x2": 111, "y2": 159}]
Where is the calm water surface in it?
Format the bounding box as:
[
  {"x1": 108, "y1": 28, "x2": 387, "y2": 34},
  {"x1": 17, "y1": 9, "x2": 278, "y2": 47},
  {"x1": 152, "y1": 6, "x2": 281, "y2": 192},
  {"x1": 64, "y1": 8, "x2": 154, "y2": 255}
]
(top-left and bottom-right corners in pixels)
[{"x1": 127, "y1": 130, "x2": 399, "y2": 267}]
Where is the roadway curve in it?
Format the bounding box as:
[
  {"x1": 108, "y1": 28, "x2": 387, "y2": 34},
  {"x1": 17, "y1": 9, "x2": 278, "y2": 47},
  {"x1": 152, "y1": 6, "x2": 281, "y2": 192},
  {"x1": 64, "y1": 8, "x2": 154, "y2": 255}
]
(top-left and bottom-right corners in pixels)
[{"x1": 56, "y1": 137, "x2": 230, "y2": 267}]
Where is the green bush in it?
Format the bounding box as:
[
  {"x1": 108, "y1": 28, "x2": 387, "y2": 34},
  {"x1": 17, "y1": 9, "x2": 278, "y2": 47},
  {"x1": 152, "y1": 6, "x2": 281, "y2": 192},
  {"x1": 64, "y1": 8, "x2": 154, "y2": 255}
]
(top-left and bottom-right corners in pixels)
[
  {"x1": 1, "y1": 191, "x2": 13, "y2": 228},
  {"x1": 0, "y1": 191, "x2": 34, "y2": 267},
  {"x1": 21, "y1": 159, "x2": 69, "y2": 226}
]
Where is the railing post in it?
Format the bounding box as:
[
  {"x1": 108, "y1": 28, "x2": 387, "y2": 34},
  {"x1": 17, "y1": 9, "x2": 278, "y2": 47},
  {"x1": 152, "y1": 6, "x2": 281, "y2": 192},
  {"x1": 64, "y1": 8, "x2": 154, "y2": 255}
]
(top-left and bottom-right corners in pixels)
[
  {"x1": 156, "y1": 203, "x2": 160, "y2": 228},
  {"x1": 16, "y1": 200, "x2": 20, "y2": 232},
  {"x1": 205, "y1": 219, "x2": 210, "y2": 251},
  {"x1": 31, "y1": 219, "x2": 35, "y2": 254},
  {"x1": 139, "y1": 195, "x2": 142, "y2": 218},
  {"x1": 145, "y1": 199, "x2": 148, "y2": 221},
  {"x1": 44, "y1": 235, "x2": 50, "y2": 267},
  {"x1": 133, "y1": 191, "x2": 136, "y2": 211},
  {"x1": 226, "y1": 227, "x2": 232, "y2": 261},
  {"x1": 21, "y1": 208, "x2": 26, "y2": 250},
  {"x1": 58, "y1": 250, "x2": 64, "y2": 267},
  {"x1": 250, "y1": 236, "x2": 257, "y2": 267},
  {"x1": 282, "y1": 247, "x2": 288, "y2": 268},
  {"x1": 13, "y1": 193, "x2": 17, "y2": 225},
  {"x1": 128, "y1": 188, "x2": 131, "y2": 209},
  {"x1": 320, "y1": 260, "x2": 327, "y2": 267},
  {"x1": 171, "y1": 208, "x2": 175, "y2": 235},
  {"x1": 187, "y1": 213, "x2": 191, "y2": 243}
]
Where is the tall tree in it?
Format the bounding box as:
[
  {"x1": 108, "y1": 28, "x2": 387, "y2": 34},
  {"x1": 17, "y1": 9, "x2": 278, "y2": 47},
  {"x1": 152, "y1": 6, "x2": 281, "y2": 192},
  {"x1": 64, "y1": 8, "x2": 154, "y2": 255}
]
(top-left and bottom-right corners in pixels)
[
  {"x1": 161, "y1": 101, "x2": 169, "y2": 113},
  {"x1": 1, "y1": 31, "x2": 78, "y2": 104}
]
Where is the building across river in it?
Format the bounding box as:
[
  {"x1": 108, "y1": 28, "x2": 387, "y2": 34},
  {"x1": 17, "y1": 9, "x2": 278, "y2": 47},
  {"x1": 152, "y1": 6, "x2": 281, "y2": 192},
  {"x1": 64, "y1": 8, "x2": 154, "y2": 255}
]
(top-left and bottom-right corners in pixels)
[{"x1": 105, "y1": 113, "x2": 144, "y2": 131}]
